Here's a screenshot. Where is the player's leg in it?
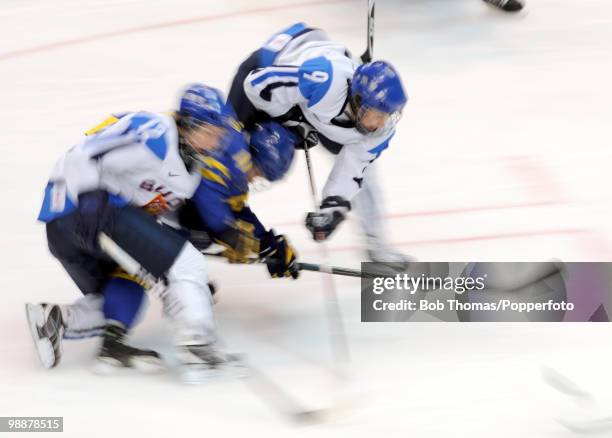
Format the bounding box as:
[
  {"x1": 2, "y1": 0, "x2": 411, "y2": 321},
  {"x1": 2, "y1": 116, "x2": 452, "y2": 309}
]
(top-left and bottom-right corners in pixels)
[
  {"x1": 315, "y1": 135, "x2": 410, "y2": 265},
  {"x1": 26, "y1": 214, "x2": 115, "y2": 369},
  {"x1": 30, "y1": 206, "x2": 208, "y2": 374},
  {"x1": 93, "y1": 275, "x2": 165, "y2": 373},
  {"x1": 159, "y1": 243, "x2": 241, "y2": 383},
  {"x1": 352, "y1": 163, "x2": 410, "y2": 266},
  {"x1": 481, "y1": 0, "x2": 524, "y2": 12},
  {"x1": 107, "y1": 207, "x2": 239, "y2": 380}
]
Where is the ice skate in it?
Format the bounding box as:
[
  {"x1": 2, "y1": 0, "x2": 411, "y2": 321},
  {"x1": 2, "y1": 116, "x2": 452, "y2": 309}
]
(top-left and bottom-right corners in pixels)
[
  {"x1": 93, "y1": 323, "x2": 164, "y2": 374},
  {"x1": 25, "y1": 303, "x2": 65, "y2": 369},
  {"x1": 482, "y1": 0, "x2": 524, "y2": 12},
  {"x1": 366, "y1": 235, "x2": 412, "y2": 271},
  {"x1": 176, "y1": 335, "x2": 245, "y2": 384}
]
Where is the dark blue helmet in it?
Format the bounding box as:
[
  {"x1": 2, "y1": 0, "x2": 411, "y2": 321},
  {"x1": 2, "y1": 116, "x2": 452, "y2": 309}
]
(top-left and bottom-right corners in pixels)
[
  {"x1": 249, "y1": 122, "x2": 297, "y2": 182},
  {"x1": 351, "y1": 61, "x2": 407, "y2": 134},
  {"x1": 179, "y1": 83, "x2": 236, "y2": 129}
]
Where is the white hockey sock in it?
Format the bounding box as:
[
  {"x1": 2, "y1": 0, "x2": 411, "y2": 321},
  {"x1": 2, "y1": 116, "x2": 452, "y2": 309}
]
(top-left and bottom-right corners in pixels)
[{"x1": 63, "y1": 294, "x2": 106, "y2": 339}]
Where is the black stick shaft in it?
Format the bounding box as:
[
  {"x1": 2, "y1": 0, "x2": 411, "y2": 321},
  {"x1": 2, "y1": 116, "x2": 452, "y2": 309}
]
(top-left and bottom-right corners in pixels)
[
  {"x1": 360, "y1": 0, "x2": 376, "y2": 63},
  {"x1": 201, "y1": 251, "x2": 377, "y2": 279},
  {"x1": 298, "y1": 262, "x2": 376, "y2": 279}
]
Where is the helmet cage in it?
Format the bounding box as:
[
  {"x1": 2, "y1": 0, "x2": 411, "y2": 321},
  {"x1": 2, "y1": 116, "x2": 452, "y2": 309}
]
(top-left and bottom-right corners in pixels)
[{"x1": 350, "y1": 93, "x2": 403, "y2": 136}]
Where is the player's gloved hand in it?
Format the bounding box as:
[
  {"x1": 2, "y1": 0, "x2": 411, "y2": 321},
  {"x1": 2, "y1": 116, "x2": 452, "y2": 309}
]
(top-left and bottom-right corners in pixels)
[
  {"x1": 216, "y1": 220, "x2": 260, "y2": 264},
  {"x1": 305, "y1": 196, "x2": 351, "y2": 241},
  {"x1": 259, "y1": 230, "x2": 299, "y2": 279},
  {"x1": 276, "y1": 106, "x2": 319, "y2": 150},
  {"x1": 286, "y1": 122, "x2": 319, "y2": 150},
  {"x1": 75, "y1": 190, "x2": 116, "y2": 252},
  {"x1": 187, "y1": 229, "x2": 212, "y2": 252}
]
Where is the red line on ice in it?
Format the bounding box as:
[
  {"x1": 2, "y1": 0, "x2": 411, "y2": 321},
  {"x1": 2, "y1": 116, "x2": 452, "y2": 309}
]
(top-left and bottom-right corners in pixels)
[
  {"x1": 0, "y1": 0, "x2": 352, "y2": 62},
  {"x1": 270, "y1": 199, "x2": 568, "y2": 228},
  {"x1": 296, "y1": 228, "x2": 587, "y2": 255}
]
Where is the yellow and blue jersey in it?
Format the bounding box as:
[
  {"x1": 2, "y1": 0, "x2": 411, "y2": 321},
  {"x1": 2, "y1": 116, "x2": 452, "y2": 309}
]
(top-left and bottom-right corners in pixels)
[{"x1": 189, "y1": 128, "x2": 266, "y2": 239}]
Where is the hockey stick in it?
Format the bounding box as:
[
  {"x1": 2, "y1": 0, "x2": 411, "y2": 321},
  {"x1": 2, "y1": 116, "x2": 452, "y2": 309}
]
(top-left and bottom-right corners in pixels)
[
  {"x1": 541, "y1": 366, "x2": 612, "y2": 434},
  {"x1": 200, "y1": 250, "x2": 380, "y2": 279},
  {"x1": 98, "y1": 232, "x2": 162, "y2": 290},
  {"x1": 302, "y1": 146, "x2": 351, "y2": 376},
  {"x1": 301, "y1": 0, "x2": 378, "y2": 368},
  {"x1": 98, "y1": 232, "x2": 332, "y2": 424},
  {"x1": 360, "y1": 0, "x2": 376, "y2": 63},
  {"x1": 299, "y1": 262, "x2": 372, "y2": 278}
]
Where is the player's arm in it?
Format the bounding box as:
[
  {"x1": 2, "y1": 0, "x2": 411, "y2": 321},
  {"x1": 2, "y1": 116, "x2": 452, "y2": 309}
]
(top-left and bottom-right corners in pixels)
[
  {"x1": 188, "y1": 179, "x2": 298, "y2": 278},
  {"x1": 68, "y1": 113, "x2": 169, "y2": 250},
  {"x1": 243, "y1": 56, "x2": 334, "y2": 119},
  {"x1": 243, "y1": 65, "x2": 305, "y2": 118},
  {"x1": 306, "y1": 133, "x2": 393, "y2": 241},
  {"x1": 55, "y1": 117, "x2": 137, "y2": 250},
  {"x1": 235, "y1": 206, "x2": 299, "y2": 279},
  {"x1": 187, "y1": 174, "x2": 254, "y2": 260}
]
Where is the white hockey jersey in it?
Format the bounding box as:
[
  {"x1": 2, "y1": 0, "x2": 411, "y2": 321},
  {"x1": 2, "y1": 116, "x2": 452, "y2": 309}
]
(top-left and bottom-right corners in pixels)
[
  {"x1": 243, "y1": 23, "x2": 395, "y2": 202},
  {"x1": 38, "y1": 112, "x2": 200, "y2": 222}
]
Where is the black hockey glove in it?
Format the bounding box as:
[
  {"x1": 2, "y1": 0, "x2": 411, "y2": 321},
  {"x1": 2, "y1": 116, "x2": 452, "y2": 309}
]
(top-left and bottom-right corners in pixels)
[
  {"x1": 259, "y1": 230, "x2": 299, "y2": 279},
  {"x1": 187, "y1": 230, "x2": 212, "y2": 252},
  {"x1": 305, "y1": 196, "x2": 351, "y2": 242},
  {"x1": 287, "y1": 122, "x2": 319, "y2": 150},
  {"x1": 275, "y1": 106, "x2": 319, "y2": 150},
  {"x1": 74, "y1": 190, "x2": 116, "y2": 252}
]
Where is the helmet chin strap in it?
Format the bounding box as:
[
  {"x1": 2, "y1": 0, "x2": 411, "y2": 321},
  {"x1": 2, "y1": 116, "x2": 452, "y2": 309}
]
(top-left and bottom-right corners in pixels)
[
  {"x1": 177, "y1": 121, "x2": 206, "y2": 171},
  {"x1": 177, "y1": 117, "x2": 229, "y2": 170},
  {"x1": 347, "y1": 94, "x2": 360, "y2": 121},
  {"x1": 347, "y1": 94, "x2": 371, "y2": 135},
  {"x1": 178, "y1": 134, "x2": 200, "y2": 171}
]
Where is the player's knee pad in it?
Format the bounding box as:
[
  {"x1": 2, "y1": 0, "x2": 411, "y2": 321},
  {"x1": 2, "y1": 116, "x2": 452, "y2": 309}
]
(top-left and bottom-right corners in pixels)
[
  {"x1": 162, "y1": 243, "x2": 215, "y2": 338},
  {"x1": 167, "y1": 242, "x2": 208, "y2": 287}
]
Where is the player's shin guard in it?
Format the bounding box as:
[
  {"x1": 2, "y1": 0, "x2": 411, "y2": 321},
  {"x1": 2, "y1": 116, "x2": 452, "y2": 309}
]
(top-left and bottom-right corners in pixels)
[
  {"x1": 353, "y1": 165, "x2": 411, "y2": 267},
  {"x1": 162, "y1": 244, "x2": 243, "y2": 383}
]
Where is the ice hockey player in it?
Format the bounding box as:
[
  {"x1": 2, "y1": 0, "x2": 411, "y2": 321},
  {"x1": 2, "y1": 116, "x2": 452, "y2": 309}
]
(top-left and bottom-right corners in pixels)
[
  {"x1": 481, "y1": 0, "x2": 524, "y2": 13},
  {"x1": 27, "y1": 84, "x2": 299, "y2": 381},
  {"x1": 227, "y1": 23, "x2": 408, "y2": 265},
  {"x1": 178, "y1": 120, "x2": 299, "y2": 279}
]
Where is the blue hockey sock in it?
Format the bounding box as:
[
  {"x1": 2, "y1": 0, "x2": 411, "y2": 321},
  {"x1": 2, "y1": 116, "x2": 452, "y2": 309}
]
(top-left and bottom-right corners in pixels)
[{"x1": 102, "y1": 277, "x2": 145, "y2": 329}]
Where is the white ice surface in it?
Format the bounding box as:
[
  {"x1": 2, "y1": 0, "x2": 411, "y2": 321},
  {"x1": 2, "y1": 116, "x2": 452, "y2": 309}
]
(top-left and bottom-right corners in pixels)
[{"x1": 2, "y1": 0, "x2": 612, "y2": 436}]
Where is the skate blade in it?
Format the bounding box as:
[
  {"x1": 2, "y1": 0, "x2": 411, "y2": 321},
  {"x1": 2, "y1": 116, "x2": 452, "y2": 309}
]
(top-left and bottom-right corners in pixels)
[
  {"x1": 92, "y1": 356, "x2": 165, "y2": 375},
  {"x1": 131, "y1": 356, "x2": 165, "y2": 374},
  {"x1": 180, "y1": 363, "x2": 247, "y2": 385},
  {"x1": 25, "y1": 303, "x2": 60, "y2": 369},
  {"x1": 92, "y1": 357, "x2": 123, "y2": 375}
]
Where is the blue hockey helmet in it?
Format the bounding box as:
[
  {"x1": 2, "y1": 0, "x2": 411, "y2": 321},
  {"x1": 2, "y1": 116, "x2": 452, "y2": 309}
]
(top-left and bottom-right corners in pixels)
[
  {"x1": 350, "y1": 61, "x2": 407, "y2": 134},
  {"x1": 179, "y1": 83, "x2": 236, "y2": 129},
  {"x1": 249, "y1": 122, "x2": 297, "y2": 182}
]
